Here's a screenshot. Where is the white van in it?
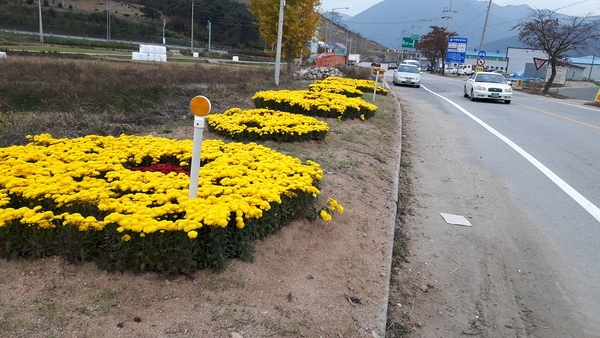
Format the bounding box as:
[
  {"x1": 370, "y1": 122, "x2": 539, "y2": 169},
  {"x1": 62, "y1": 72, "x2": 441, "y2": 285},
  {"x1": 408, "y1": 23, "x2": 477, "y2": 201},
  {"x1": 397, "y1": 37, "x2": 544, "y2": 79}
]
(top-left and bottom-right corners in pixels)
[
  {"x1": 401, "y1": 60, "x2": 421, "y2": 72},
  {"x1": 457, "y1": 64, "x2": 474, "y2": 76}
]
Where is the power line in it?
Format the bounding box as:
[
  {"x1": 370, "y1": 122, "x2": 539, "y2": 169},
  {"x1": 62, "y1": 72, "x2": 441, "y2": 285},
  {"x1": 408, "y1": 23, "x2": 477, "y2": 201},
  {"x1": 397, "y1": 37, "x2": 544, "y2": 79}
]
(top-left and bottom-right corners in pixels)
[
  {"x1": 553, "y1": 0, "x2": 591, "y2": 12},
  {"x1": 442, "y1": 1, "x2": 458, "y2": 31}
]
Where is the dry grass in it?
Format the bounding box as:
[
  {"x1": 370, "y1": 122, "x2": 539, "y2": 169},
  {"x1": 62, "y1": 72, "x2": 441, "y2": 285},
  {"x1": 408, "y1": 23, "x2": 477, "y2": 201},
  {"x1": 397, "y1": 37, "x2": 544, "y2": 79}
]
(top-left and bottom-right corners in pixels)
[{"x1": 0, "y1": 54, "x2": 286, "y2": 145}]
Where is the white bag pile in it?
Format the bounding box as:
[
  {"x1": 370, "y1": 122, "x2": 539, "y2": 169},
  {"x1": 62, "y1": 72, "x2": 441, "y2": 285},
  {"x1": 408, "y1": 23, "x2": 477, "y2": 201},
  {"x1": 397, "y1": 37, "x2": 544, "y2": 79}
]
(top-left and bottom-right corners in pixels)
[{"x1": 132, "y1": 45, "x2": 167, "y2": 62}]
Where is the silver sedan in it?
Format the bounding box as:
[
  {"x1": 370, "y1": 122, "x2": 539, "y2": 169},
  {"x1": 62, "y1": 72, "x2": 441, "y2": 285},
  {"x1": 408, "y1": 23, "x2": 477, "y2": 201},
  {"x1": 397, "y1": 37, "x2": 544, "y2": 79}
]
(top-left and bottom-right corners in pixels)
[{"x1": 392, "y1": 64, "x2": 421, "y2": 88}]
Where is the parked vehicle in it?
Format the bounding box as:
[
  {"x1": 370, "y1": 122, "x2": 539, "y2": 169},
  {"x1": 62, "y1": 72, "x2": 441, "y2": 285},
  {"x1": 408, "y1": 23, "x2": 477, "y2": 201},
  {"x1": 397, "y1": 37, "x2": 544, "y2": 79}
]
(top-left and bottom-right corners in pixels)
[
  {"x1": 457, "y1": 64, "x2": 474, "y2": 76},
  {"x1": 400, "y1": 59, "x2": 421, "y2": 72},
  {"x1": 347, "y1": 54, "x2": 360, "y2": 66},
  {"x1": 387, "y1": 63, "x2": 398, "y2": 70},
  {"x1": 445, "y1": 67, "x2": 457, "y2": 74},
  {"x1": 463, "y1": 72, "x2": 512, "y2": 104},
  {"x1": 393, "y1": 64, "x2": 421, "y2": 88}
]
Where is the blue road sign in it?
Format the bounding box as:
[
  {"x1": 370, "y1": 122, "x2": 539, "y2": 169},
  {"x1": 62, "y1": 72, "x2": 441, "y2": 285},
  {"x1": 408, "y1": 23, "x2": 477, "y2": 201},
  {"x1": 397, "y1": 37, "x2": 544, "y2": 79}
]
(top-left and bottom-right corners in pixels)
[
  {"x1": 446, "y1": 37, "x2": 468, "y2": 63},
  {"x1": 478, "y1": 50, "x2": 487, "y2": 58}
]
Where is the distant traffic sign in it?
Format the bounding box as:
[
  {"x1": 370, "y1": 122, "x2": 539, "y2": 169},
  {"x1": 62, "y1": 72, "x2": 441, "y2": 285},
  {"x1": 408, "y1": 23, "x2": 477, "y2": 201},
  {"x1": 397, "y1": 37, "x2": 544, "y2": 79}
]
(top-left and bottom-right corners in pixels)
[
  {"x1": 446, "y1": 37, "x2": 468, "y2": 63},
  {"x1": 478, "y1": 50, "x2": 486, "y2": 58},
  {"x1": 402, "y1": 36, "x2": 418, "y2": 49},
  {"x1": 476, "y1": 58, "x2": 485, "y2": 66}
]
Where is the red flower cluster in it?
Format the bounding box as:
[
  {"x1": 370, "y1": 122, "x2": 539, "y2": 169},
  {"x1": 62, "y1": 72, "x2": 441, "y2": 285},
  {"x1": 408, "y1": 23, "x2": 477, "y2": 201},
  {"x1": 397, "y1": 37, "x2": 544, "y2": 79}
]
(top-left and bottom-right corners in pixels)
[{"x1": 129, "y1": 163, "x2": 190, "y2": 176}]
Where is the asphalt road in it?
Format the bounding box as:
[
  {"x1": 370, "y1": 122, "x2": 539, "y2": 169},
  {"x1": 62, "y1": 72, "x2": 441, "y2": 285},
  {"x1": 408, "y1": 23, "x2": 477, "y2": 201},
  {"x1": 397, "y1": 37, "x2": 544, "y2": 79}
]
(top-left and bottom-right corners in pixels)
[{"x1": 386, "y1": 71, "x2": 600, "y2": 336}]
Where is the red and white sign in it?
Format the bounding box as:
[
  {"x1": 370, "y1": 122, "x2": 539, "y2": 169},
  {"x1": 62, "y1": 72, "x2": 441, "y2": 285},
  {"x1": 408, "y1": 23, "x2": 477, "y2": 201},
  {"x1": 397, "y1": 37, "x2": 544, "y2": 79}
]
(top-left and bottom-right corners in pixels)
[
  {"x1": 476, "y1": 58, "x2": 485, "y2": 66},
  {"x1": 533, "y1": 57, "x2": 548, "y2": 70}
]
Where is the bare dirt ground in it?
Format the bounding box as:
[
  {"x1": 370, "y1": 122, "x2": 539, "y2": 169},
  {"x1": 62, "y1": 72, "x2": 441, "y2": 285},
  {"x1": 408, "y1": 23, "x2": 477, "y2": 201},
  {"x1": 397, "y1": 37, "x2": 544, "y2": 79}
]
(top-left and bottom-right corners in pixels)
[
  {"x1": 387, "y1": 85, "x2": 600, "y2": 338},
  {"x1": 0, "y1": 91, "x2": 403, "y2": 337}
]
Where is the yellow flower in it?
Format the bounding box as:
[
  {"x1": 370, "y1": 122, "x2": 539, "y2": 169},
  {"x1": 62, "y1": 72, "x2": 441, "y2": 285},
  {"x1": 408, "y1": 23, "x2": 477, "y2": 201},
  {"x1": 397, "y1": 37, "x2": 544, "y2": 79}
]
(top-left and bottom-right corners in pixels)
[
  {"x1": 121, "y1": 234, "x2": 131, "y2": 242},
  {"x1": 0, "y1": 134, "x2": 326, "y2": 237},
  {"x1": 320, "y1": 210, "x2": 332, "y2": 222},
  {"x1": 188, "y1": 230, "x2": 198, "y2": 239}
]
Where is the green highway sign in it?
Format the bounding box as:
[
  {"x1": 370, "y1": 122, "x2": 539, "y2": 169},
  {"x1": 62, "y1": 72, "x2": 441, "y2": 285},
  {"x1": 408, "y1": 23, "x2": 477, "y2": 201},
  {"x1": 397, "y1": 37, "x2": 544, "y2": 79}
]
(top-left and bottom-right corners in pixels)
[{"x1": 402, "y1": 36, "x2": 419, "y2": 49}]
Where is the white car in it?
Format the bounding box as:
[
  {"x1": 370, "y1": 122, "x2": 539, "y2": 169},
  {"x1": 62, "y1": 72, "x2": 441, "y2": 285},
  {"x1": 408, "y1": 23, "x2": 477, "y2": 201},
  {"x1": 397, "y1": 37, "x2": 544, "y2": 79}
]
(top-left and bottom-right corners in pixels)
[
  {"x1": 401, "y1": 60, "x2": 421, "y2": 72},
  {"x1": 464, "y1": 72, "x2": 512, "y2": 104},
  {"x1": 445, "y1": 67, "x2": 457, "y2": 74},
  {"x1": 393, "y1": 64, "x2": 421, "y2": 88}
]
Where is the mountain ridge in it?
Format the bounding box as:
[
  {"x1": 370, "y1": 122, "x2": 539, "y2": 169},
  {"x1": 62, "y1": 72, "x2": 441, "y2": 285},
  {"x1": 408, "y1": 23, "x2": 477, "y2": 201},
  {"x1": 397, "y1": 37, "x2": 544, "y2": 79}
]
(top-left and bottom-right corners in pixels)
[{"x1": 341, "y1": 0, "x2": 600, "y2": 56}]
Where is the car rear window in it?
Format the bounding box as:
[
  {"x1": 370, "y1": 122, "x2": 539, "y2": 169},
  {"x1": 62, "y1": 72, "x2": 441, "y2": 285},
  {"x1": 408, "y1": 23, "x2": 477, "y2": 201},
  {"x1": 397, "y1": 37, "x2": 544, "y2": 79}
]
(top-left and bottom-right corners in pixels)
[{"x1": 402, "y1": 61, "x2": 420, "y2": 68}]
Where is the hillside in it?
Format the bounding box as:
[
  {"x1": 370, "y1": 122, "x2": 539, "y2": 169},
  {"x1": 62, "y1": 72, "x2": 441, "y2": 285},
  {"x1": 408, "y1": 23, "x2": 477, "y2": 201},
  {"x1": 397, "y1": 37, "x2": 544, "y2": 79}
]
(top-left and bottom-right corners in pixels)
[
  {"x1": 0, "y1": 0, "x2": 391, "y2": 63},
  {"x1": 0, "y1": 0, "x2": 262, "y2": 49}
]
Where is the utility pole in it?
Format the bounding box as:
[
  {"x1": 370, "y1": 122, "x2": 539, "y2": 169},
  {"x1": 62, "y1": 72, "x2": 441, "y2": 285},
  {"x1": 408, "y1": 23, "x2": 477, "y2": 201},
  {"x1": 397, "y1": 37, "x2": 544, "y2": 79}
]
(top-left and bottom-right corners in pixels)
[
  {"x1": 588, "y1": 55, "x2": 595, "y2": 81},
  {"x1": 328, "y1": 7, "x2": 348, "y2": 51},
  {"x1": 441, "y1": 1, "x2": 457, "y2": 31},
  {"x1": 207, "y1": 21, "x2": 211, "y2": 51},
  {"x1": 106, "y1": 1, "x2": 111, "y2": 40},
  {"x1": 420, "y1": 18, "x2": 432, "y2": 35},
  {"x1": 38, "y1": 0, "x2": 43, "y2": 43},
  {"x1": 191, "y1": 0, "x2": 194, "y2": 53},
  {"x1": 478, "y1": 0, "x2": 492, "y2": 51},
  {"x1": 274, "y1": 0, "x2": 285, "y2": 86}
]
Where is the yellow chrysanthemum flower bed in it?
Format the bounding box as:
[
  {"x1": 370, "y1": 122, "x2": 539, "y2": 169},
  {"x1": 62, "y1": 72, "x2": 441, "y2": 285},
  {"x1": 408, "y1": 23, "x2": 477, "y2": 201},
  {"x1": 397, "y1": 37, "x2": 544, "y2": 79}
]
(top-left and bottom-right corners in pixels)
[
  {"x1": 308, "y1": 76, "x2": 388, "y2": 97},
  {"x1": 205, "y1": 108, "x2": 329, "y2": 142},
  {"x1": 308, "y1": 82, "x2": 364, "y2": 98},
  {"x1": 252, "y1": 90, "x2": 377, "y2": 120},
  {"x1": 0, "y1": 134, "x2": 342, "y2": 273}
]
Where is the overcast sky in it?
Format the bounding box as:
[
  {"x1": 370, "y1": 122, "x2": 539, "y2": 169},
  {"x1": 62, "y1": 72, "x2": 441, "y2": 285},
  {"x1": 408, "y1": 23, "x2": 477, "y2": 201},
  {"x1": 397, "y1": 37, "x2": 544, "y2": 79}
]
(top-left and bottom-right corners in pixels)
[{"x1": 320, "y1": 0, "x2": 600, "y2": 17}]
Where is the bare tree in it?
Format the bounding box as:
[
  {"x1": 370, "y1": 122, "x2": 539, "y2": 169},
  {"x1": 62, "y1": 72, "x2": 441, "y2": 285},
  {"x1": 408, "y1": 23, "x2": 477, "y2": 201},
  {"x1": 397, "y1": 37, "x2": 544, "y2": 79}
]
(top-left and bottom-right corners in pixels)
[
  {"x1": 512, "y1": 9, "x2": 600, "y2": 94},
  {"x1": 417, "y1": 26, "x2": 456, "y2": 75}
]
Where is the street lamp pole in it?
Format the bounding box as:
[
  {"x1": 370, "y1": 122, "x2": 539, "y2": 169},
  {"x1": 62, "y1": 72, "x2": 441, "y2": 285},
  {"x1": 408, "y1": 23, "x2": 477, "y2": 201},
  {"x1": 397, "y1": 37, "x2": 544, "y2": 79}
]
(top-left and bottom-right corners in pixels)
[{"x1": 328, "y1": 7, "x2": 348, "y2": 51}]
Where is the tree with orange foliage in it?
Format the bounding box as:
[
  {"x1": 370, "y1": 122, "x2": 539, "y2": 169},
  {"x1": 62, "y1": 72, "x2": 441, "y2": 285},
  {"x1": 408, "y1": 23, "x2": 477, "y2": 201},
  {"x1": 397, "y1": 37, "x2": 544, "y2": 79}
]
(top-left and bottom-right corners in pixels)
[
  {"x1": 417, "y1": 26, "x2": 457, "y2": 76},
  {"x1": 249, "y1": 0, "x2": 322, "y2": 75}
]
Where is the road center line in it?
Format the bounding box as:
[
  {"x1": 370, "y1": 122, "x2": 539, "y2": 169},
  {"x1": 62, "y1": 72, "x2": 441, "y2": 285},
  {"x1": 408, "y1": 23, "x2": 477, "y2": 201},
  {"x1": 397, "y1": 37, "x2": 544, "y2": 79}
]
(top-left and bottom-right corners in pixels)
[
  {"x1": 422, "y1": 85, "x2": 600, "y2": 224},
  {"x1": 514, "y1": 101, "x2": 600, "y2": 130}
]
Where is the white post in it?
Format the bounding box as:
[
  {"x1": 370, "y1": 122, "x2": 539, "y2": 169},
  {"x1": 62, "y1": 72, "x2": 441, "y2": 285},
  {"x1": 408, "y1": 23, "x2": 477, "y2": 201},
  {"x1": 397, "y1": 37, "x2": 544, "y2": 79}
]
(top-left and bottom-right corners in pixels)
[
  {"x1": 372, "y1": 69, "x2": 379, "y2": 101},
  {"x1": 188, "y1": 116, "x2": 204, "y2": 198},
  {"x1": 162, "y1": 20, "x2": 166, "y2": 44},
  {"x1": 188, "y1": 95, "x2": 211, "y2": 198}
]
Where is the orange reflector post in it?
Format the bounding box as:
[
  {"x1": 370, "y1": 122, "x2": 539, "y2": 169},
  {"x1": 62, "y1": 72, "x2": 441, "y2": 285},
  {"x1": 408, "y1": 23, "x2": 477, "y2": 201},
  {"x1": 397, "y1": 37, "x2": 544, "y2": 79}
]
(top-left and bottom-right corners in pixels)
[{"x1": 190, "y1": 95, "x2": 211, "y2": 116}]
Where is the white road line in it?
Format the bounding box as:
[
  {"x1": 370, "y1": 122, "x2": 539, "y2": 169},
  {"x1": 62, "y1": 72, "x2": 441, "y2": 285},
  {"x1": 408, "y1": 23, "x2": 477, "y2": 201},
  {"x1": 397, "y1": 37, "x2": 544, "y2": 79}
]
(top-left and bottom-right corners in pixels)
[
  {"x1": 556, "y1": 101, "x2": 600, "y2": 112},
  {"x1": 422, "y1": 85, "x2": 600, "y2": 223}
]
